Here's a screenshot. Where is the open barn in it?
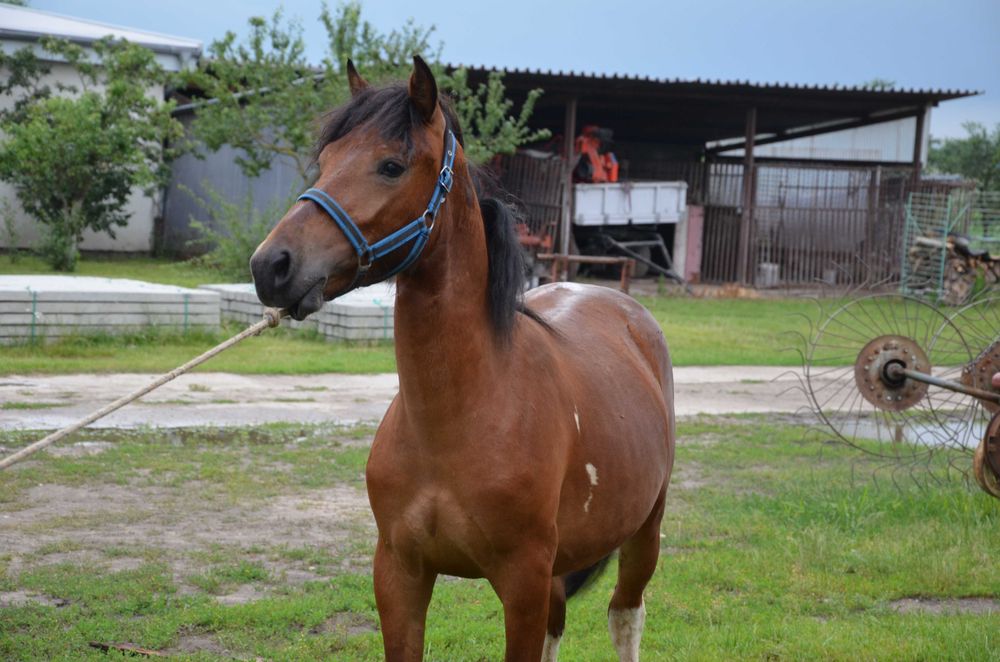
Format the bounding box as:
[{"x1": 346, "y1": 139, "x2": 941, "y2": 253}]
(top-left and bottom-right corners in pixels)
[{"x1": 462, "y1": 66, "x2": 976, "y2": 287}]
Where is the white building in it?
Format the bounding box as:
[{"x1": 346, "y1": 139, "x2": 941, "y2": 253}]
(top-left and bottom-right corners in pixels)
[{"x1": 0, "y1": 4, "x2": 201, "y2": 253}]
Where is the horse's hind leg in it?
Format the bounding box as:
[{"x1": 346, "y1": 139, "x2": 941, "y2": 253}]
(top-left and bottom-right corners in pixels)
[
  {"x1": 542, "y1": 577, "x2": 567, "y2": 661},
  {"x1": 608, "y1": 486, "x2": 666, "y2": 662}
]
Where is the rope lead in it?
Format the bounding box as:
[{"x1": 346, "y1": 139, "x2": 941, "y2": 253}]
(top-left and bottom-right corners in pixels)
[{"x1": 0, "y1": 308, "x2": 288, "y2": 470}]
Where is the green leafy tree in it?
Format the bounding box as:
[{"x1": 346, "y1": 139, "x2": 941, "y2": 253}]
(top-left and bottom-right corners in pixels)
[
  {"x1": 441, "y1": 69, "x2": 550, "y2": 164},
  {"x1": 929, "y1": 122, "x2": 1000, "y2": 191},
  {"x1": 0, "y1": 38, "x2": 182, "y2": 270},
  {"x1": 184, "y1": 2, "x2": 438, "y2": 182},
  {"x1": 186, "y1": 2, "x2": 548, "y2": 178}
]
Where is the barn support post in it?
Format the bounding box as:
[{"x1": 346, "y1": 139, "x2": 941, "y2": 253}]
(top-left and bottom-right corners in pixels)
[
  {"x1": 865, "y1": 165, "x2": 882, "y2": 283},
  {"x1": 910, "y1": 105, "x2": 929, "y2": 187},
  {"x1": 559, "y1": 97, "x2": 578, "y2": 257},
  {"x1": 736, "y1": 106, "x2": 757, "y2": 284}
]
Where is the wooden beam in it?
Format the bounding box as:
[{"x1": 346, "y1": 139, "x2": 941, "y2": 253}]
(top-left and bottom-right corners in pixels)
[
  {"x1": 736, "y1": 107, "x2": 757, "y2": 285},
  {"x1": 560, "y1": 97, "x2": 578, "y2": 255}
]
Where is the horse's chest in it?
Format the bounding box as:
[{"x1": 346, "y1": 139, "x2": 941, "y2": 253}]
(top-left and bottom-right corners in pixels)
[{"x1": 367, "y1": 444, "x2": 527, "y2": 577}]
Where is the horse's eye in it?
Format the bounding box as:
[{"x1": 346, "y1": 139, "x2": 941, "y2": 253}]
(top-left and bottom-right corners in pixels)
[{"x1": 378, "y1": 160, "x2": 406, "y2": 179}]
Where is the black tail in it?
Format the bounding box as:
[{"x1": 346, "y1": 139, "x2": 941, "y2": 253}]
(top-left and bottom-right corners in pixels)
[{"x1": 563, "y1": 553, "x2": 614, "y2": 599}]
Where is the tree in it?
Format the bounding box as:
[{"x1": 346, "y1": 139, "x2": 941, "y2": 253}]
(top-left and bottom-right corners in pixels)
[
  {"x1": 183, "y1": 3, "x2": 438, "y2": 183},
  {"x1": 0, "y1": 38, "x2": 182, "y2": 270},
  {"x1": 442, "y1": 69, "x2": 549, "y2": 164},
  {"x1": 185, "y1": 2, "x2": 548, "y2": 180},
  {"x1": 928, "y1": 122, "x2": 1000, "y2": 191}
]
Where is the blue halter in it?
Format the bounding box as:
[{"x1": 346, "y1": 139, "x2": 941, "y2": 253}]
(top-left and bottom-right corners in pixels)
[{"x1": 297, "y1": 130, "x2": 457, "y2": 293}]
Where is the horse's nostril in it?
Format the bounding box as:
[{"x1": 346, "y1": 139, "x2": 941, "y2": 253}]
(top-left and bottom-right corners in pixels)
[{"x1": 272, "y1": 250, "x2": 292, "y2": 284}]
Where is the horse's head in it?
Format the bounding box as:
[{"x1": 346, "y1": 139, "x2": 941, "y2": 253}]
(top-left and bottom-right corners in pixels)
[{"x1": 250, "y1": 56, "x2": 457, "y2": 320}]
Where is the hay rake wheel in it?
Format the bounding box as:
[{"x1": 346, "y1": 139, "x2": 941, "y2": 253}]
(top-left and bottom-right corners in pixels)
[
  {"x1": 943, "y1": 296, "x2": 1000, "y2": 497},
  {"x1": 804, "y1": 293, "x2": 1000, "y2": 498}
]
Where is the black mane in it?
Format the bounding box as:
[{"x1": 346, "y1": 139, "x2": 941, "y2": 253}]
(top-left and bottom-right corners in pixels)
[{"x1": 316, "y1": 83, "x2": 545, "y2": 343}]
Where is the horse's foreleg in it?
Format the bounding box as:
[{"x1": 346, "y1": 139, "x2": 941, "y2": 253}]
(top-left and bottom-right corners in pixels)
[
  {"x1": 542, "y1": 577, "x2": 567, "y2": 661},
  {"x1": 489, "y1": 550, "x2": 555, "y2": 662},
  {"x1": 373, "y1": 537, "x2": 436, "y2": 662},
  {"x1": 608, "y1": 486, "x2": 666, "y2": 662}
]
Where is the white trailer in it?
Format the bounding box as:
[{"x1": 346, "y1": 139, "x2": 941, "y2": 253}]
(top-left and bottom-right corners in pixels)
[{"x1": 572, "y1": 181, "x2": 688, "y2": 281}]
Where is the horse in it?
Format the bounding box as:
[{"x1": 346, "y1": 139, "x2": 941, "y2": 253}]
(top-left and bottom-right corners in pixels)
[{"x1": 250, "y1": 56, "x2": 675, "y2": 662}]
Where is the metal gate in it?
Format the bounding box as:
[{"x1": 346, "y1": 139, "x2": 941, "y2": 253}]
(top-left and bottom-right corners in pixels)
[{"x1": 701, "y1": 161, "x2": 914, "y2": 286}]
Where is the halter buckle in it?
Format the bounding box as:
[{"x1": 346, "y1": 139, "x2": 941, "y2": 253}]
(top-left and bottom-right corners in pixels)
[{"x1": 438, "y1": 165, "x2": 454, "y2": 194}]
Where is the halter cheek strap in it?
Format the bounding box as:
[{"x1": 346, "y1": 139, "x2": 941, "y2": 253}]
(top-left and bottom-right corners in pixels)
[{"x1": 297, "y1": 130, "x2": 457, "y2": 293}]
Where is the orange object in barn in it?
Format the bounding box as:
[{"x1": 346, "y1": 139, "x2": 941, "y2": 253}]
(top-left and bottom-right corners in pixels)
[{"x1": 574, "y1": 125, "x2": 619, "y2": 183}]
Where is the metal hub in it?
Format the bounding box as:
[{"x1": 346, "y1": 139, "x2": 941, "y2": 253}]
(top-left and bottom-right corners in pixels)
[
  {"x1": 973, "y1": 411, "x2": 1000, "y2": 499},
  {"x1": 854, "y1": 335, "x2": 931, "y2": 411},
  {"x1": 961, "y1": 339, "x2": 1000, "y2": 414}
]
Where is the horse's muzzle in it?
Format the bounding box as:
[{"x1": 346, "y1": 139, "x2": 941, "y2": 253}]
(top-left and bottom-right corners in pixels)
[{"x1": 250, "y1": 245, "x2": 326, "y2": 320}]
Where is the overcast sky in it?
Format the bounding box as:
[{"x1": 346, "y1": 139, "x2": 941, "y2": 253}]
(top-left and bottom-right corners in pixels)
[{"x1": 31, "y1": 0, "x2": 1000, "y2": 140}]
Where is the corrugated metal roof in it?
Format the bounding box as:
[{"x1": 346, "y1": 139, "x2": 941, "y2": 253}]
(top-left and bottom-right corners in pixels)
[
  {"x1": 0, "y1": 5, "x2": 202, "y2": 55},
  {"x1": 449, "y1": 63, "x2": 979, "y2": 98}
]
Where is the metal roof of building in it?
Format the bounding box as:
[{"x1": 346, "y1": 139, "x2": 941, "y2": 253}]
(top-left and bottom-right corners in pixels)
[
  {"x1": 450, "y1": 63, "x2": 979, "y2": 98},
  {"x1": 0, "y1": 5, "x2": 201, "y2": 59},
  {"x1": 452, "y1": 64, "x2": 979, "y2": 152}
]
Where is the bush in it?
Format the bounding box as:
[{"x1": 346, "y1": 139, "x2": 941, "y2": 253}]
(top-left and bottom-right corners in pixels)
[
  {"x1": 0, "y1": 38, "x2": 181, "y2": 271},
  {"x1": 185, "y1": 185, "x2": 295, "y2": 282}
]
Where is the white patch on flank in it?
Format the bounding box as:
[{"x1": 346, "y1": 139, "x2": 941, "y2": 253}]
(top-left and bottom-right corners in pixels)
[
  {"x1": 541, "y1": 633, "x2": 561, "y2": 662},
  {"x1": 608, "y1": 600, "x2": 646, "y2": 662},
  {"x1": 583, "y1": 462, "x2": 599, "y2": 513},
  {"x1": 573, "y1": 405, "x2": 581, "y2": 434}
]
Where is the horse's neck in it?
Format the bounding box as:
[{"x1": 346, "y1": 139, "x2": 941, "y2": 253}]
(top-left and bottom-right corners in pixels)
[{"x1": 393, "y1": 192, "x2": 497, "y2": 423}]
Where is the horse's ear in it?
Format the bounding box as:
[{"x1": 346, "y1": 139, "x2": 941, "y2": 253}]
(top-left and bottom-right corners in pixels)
[
  {"x1": 346, "y1": 59, "x2": 369, "y2": 97},
  {"x1": 408, "y1": 55, "x2": 438, "y2": 124}
]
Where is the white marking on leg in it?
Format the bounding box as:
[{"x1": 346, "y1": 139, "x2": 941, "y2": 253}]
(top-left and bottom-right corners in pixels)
[
  {"x1": 608, "y1": 600, "x2": 645, "y2": 662},
  {"x1": 583, "y1": 462, "x2": 599, "y2": 513},
  {"x1": 573, "y1": 405, "x2": 580, "y2": 435},
  {"x1": 541, "y1": 633, "x2": 561, "y2": 662}
]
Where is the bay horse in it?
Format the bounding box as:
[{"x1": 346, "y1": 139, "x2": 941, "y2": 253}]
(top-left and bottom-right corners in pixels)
[{"x1": 250, "y1": 56, "x2": 675, "y2": 661}]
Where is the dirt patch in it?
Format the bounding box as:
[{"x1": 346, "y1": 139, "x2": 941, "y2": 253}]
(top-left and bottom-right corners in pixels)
[
  {"x1": 48, "y1": 441, "x2": 114, "y2": 458},
  {"x1": 164, "y1": 630, "x2": 230, "y2": 656},
  {"x1": 310, "y1": 612, "x2": 378, "y2": 637},
  {"x1": 0, "y1": 590, "x2": 69, "y2": 608},
  {"x1": 671, "y1": 461, "x2": 709, "y2": 491},
  {"x1": 890, "y1": 597, "x2": 999, "y2": 615},
  {"x1": 215, "y1": 584, "x2": 268, "y2": 605},
  {"x1": 2, "y1": 477, "x2": 375, "y2": 598}
]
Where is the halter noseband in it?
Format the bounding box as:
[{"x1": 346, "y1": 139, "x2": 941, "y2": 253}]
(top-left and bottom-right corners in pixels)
[{"x1": 297, "y1": 129, "x2": 458, "y2": 294}]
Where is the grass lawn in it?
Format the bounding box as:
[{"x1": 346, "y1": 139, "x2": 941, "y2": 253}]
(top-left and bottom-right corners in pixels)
[
  {"x1": 0, "y1": 419, "x2": 997, "y2": 660},
  {"x1": 0, "y1": 324, "x2": 397, "y2": 375}
]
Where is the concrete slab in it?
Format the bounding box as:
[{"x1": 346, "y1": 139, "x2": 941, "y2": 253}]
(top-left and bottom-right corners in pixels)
[
  {"x1": 202, "y1": 282, "x2": 395, "y2": 341},
  {"x1": 0, "y1": 276, "x2": 219, "y2": 342}
]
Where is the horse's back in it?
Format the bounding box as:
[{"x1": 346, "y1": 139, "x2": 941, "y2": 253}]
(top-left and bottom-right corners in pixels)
[{"x1": 526, "y1": 282, "x2": 672, "y2": 395}]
